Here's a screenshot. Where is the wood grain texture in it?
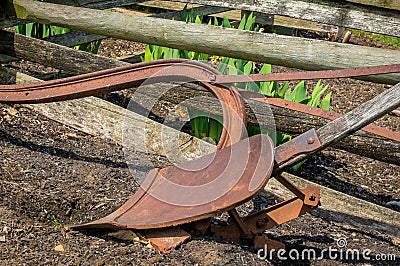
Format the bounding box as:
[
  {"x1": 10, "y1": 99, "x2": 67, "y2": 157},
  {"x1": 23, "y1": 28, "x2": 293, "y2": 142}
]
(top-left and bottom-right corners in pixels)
[
  {"x1": 317, "y1": 82, "x2": 400, "y2": 147},
  {"x1": 32, "y1": 0, "x2": 140, "y2": 9},
  {"x1": 0, "y1": 30, "x2": 398, "y2": 164},
  {"x1": 0, "y1": 30, "x2": 127, "y2": 74},
  {"x1": 4, "y1": 67, "x2": 398, "y2": 237},
  {"x1": 6, "y1": 1, "x2": 400, "y2": 84},
  {"x1": 267, "y1": 173, "x2": 400, "y2": 237},
  {"x1": 42, "y1": 31, "x2": 106, "y2": 47},
  {"x1": 0, "y1": 66, "x2": 215, "y2": 161},
  {"x1": 172, "y1": 0, "x2": 400, "y2": 36},
  {"x1": 343, "y1": 0, "x2": 400, "y2": 11},
  {"x1": 134, "y1": 84, "x2": 400, "y2": 165}
]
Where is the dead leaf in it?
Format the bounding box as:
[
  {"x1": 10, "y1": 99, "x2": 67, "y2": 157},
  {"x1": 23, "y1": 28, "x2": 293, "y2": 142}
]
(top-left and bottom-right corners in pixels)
[
  {"x1": 54, "y1": 244, "x2": 65, "y2": 252},
  {"x1": 108, "y1": 230, "x2": 149, "y2": 245}
]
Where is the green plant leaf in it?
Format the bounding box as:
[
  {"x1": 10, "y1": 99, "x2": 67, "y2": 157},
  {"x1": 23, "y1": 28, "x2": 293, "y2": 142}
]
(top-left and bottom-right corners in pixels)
[
  {"x1": 213, "y1": 17, "x2": 219, "y2": 26},
  {"x1": 243, "y1": 61, "x2": 253, "y2": 75},
  {"x1": 181, "y1": 4, "x2": 188, "y2": 22},
  {"x1": 245, "y1": 12, "x2": 255, "y2": 31},
  {"x1": 292, "y1": 160, "x2": 306, "y2": 171},
  {"x1": 293, "y1": 81, "x2": 308, "y2": 103},
  {"x1": 277, "y1": 82, "x2": 289, "y2": 98},
  {"x1": 227, "y1": 58, "x2": 237, "y2": 75},
  {"x1": 309, "y1": 82, "x2": 328, "y2": 107},
  {"x1": 222, "y1": 16, "x2": 231, "y2": 28},
  {"x1": 144, "y1": 45, "x2": 153, "y2": 61},
  {"x1": 189, "y1": 9, "x2": 195, "y2": 23},
  {"x1": 238, "y1": 15, "x2": 246, "y2": 30},
  {"x1": 320, "y1": 92, "x2": 332, "y2": 110},
  {"x1": 259, "y1": 63, "x2": 272, "y2": 74}
]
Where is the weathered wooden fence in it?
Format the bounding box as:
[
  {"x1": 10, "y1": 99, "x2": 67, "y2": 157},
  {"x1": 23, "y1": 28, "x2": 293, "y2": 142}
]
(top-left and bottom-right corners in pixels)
[
  {"x1": 1, "y1": 0, "x2": 400, "y2": 84},
  {"x1": 0, "y1": 0, "x2": 399, "y2": 234}
]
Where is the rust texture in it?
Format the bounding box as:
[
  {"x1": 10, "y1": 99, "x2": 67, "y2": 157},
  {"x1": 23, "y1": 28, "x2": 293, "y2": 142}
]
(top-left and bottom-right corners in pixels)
[
  {"x1": 274, "y1": 129, "x2": 322, "y2": 166},
  {"x1": 2, "y1": 59, "x2": 399, "y2": 253}
]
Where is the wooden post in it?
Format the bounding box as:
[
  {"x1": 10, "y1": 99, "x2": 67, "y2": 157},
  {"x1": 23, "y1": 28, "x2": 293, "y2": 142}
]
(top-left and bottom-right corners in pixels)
[
  {"x1": 3, "y1": 67, "x2": 399, "y2": 237},
  {"x1": 4, "y1": 0, "x2": 400, "y2": 85},
  {"x1": 0, "y1": 30, "x2": 398, "y2": 164},
  {"x1": 172, "y1": 0, "x2": 400, "y2": 37}
]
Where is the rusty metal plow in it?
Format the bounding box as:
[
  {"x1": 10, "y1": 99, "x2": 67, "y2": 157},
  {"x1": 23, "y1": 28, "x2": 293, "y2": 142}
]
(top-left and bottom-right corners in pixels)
[{"x1": 1, "y1": 59, "x2": 400, "y2": 253}]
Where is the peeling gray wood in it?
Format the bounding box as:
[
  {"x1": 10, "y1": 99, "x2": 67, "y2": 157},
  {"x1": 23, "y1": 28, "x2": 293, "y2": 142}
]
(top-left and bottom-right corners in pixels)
[
  {"x1": 0, "y1": 30, "x2": 127, "y2": 74},
  {"x1": 0, "y1": 67, "x2": 215, "y2": 161},
  {"x1": 343, "y1": 0, "x2": 400, "y2": 11},
  {"x1": 267, "y1": 173, "x2": 400, "y2": 237},
  {"x1": 5, "y1": 1, "x2": 400, "y2": 84},
  {"x1": 0, "y1": 30, "x2": 398, "y2": 165},
  {"x1": 42, "y1": 31, "x2": 106, "y2": 47},
  {"x1": 34, "y1": 0, "x2": 141, "y2": 9},
  {"x1": 3, "y1": 67, "x2": 399, "y2": 237},
  {"x1": 172, "y1": 0, "x2": 400, "y2": 36},
  {"x1": 317, "y1": 83, "x2": 400, "y2": 147}
]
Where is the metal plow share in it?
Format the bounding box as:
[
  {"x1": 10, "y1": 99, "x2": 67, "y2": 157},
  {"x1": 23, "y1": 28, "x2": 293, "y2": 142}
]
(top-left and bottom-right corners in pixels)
[{"x1": 1, "y1": 59, "x2": 399, "y2": 253}]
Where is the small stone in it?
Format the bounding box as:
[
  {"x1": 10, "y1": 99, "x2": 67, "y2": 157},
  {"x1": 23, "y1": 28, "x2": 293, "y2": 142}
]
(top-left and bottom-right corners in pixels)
[
  {"x1": 351, "y1": 232, "x2": 356, "y2": 237},
  {"x1": 314, "y1": 176, "x2": 322, "y2": 181},
  {"x1": 54, "y1": 244, "x2": 65, "y2": 252},
  {"x1": 0, "y1": 235, "x2": 5, "y2": 242}
]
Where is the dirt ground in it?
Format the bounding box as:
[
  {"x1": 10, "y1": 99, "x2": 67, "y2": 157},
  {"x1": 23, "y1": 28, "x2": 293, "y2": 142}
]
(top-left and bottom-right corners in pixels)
[{"x1": 0, "y1": 31, "x2": 399, "y2": 265}]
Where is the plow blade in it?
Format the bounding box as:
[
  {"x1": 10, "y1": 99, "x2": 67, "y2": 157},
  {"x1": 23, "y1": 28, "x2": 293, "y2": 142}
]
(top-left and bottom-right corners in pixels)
[{"x1": 73, "y1": 134, "x2": 275, "y2": 230}]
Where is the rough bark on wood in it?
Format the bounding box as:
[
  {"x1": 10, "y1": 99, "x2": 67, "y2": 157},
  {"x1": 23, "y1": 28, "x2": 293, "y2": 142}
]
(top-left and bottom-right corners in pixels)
[
  {"x1": 0, "y1": 66, "x2": 215, "y2": 162},
  {"x1": 132, "y1": 83, "x2": 400, "y2": 165},
  {"x1": 317, "y1": 82, "x2": 400, "y2": 147},
  {"x1": 42, "y1": 31, "x2": 106, "y2": 47},
  {"x1": 0, "y1": 30, "x2": 127, "y2": 74},
  {"x1": 4, "y1": 67, "x2": 399, "y2": 237},
  {"x1": 343, "y1": 0, "x2": 400, "y2": 11},
  {"x1": 172, "y1": 0, "x2": 400, "y2": 36},
  {"x1": 4, "y1": 1, "x2": 400, "y2": 84},
  {"x1": 0, "y1": 30, "x2": 398, "y2": 165},
  {"x1": 30, "y1": 0, "x2": 140, "y2": 9},
  {"x1": 266, "y1": 173, "x2": 400, "y2": 237}
]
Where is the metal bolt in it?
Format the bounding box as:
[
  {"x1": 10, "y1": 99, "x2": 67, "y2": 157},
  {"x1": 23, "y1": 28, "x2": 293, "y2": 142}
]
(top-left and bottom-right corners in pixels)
[{"x1": 307, "y1": 137, "x2": 315, "y2": 144}]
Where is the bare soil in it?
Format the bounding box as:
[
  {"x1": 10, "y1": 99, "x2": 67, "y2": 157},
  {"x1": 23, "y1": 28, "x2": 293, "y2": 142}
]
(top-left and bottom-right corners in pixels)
[{"x1": 1, "y1": 33, "x2": 399, "y2": 265}]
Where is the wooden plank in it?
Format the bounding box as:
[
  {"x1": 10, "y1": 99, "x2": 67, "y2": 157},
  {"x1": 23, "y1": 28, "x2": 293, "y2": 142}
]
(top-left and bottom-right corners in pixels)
[
  {"x1": 0, "y1": 66, "x2": 215, "y2": 162},
  {"x1": 134, "y1": 1, "x2": 337, "y2": 33},
  {"x1": 343, "y1": 0, "x2": 400, "y2": 11},
  {"x1": 41, "y1": 31, "x2": 106, "y2": 47},
  {"x1": 134, "y1": 85, "x2": 400, "y2": 165},
  {"x1": 138, "y1": 0, "x2": 200, "y2": 10},
  {"x1": 34, "y1": 0, "x2": 141, "y2": 9},
  {"x1": 3, "y1": 67, "x2": 399, "y2": 237},
  {"x1": 266, "y1": 173, "x2": 400, "y2": 236},
  {"x1": 5, "y1": 1, "x2": 400, "y2": 84},
  {"x1": 0, "y1": 30, "x2": 398, "y2": 165},
  {"x1": 171, "y1": 0, "x2": 400, "y2": 37},
  {"x1": 113, "y1": 5, "x2": 230, "y2": 20},
  {"x1": 0, "y1": 30, "x2": 127, "y2": 74},
  {"x1": 317, "y1": 83, "x2": 400, "y2": 147}
]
